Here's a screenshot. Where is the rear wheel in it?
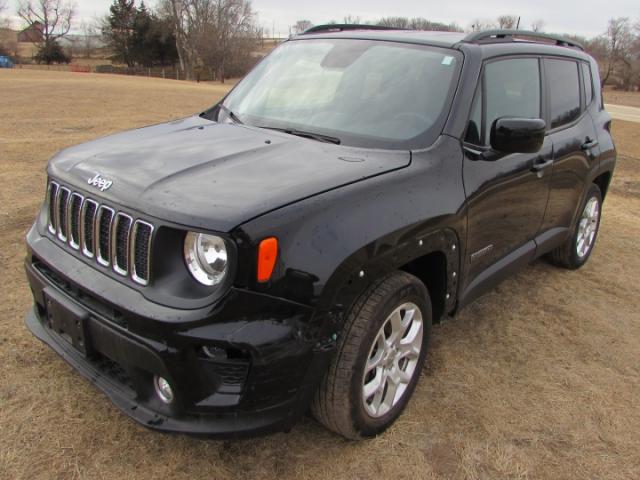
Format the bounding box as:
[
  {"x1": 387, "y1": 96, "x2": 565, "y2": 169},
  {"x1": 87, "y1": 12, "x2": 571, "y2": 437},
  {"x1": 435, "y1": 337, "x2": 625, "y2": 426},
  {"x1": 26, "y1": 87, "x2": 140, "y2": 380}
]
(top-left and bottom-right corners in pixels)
[
  {"x1": 549, "y1": 183, "x2": 602, "y2": 269},
  {"x1": 311, "y1": 271, "x2": 431, "y2": 439}
]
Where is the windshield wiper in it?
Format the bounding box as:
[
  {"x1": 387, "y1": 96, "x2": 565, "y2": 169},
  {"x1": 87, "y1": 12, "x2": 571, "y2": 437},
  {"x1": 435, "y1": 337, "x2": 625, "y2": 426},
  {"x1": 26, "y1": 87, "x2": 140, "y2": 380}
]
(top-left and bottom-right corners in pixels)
[
  {"x1": 217, "y1": 104, "x2": 244, "y2": 124},
  {"x1": 258, "y1": 126, "x2": 341, "y2": 145}
]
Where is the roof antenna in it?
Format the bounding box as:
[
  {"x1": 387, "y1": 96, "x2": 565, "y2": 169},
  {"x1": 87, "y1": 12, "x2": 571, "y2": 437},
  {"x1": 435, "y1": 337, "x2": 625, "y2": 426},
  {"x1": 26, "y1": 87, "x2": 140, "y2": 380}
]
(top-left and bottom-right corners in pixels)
[{"x1": 516, "y1": 16, "x2": 520, "y2": 30}]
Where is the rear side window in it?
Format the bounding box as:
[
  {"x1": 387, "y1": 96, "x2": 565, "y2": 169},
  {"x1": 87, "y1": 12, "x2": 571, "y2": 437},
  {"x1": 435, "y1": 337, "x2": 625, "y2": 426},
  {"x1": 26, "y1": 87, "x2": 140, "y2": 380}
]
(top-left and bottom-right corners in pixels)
[
  {"x1": 546, "y1": 59, "x2": 581, "y2": 128},
  {"x1": 465, "y1": 58, "x2": 541, "y2": 146},
  {"x1": 582, "y1": 62, "x2": 594, "y2": 106}
]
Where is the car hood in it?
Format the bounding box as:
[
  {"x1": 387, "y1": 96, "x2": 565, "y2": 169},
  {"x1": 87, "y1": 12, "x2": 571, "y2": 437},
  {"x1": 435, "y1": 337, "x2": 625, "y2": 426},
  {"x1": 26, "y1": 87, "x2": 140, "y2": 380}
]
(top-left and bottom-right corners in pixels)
[{"x1": 48, "y1": 116, "x2": 411, "y2": 232}]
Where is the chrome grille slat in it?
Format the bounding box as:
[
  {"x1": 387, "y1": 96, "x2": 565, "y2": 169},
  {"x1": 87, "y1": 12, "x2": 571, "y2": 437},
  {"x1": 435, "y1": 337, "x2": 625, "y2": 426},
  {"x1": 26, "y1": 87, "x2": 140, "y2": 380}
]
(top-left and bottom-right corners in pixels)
[
  {"x1": 47, "y1": 182, "x2": 59, "y2": 234},
  {"x1": 131, "y1": 221, "x2": 154, "y2": 285},
  {"x1": 96, "y1": 206, "x2": 114, "y2": 267},
  {"x1": 68, "y1": 193, "x2": 84, "y2": 250},
  {"x1": 81, "y1": 199, "x2": 98, "y2": 258},
  {"x1": 112, "y1": 213, "x2": 132, "y2": 276},
  {"x1": 46, "y1": 180, "x2": 154, "y2": 286},
  {"x1": 56, "y1": 187, "x2": 70, "y2": 242}
]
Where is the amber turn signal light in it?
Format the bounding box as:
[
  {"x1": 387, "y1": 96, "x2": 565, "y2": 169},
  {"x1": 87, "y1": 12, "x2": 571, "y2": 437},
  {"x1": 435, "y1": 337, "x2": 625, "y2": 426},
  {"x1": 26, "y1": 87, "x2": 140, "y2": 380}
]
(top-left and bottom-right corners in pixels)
[{"x1": 257, "y1": 237, "x2": 278, "y2": 282}]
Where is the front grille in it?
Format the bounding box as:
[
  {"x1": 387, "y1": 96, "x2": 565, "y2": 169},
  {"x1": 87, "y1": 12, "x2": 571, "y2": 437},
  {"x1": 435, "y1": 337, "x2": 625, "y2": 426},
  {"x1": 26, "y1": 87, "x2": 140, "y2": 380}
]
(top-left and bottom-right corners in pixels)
[{"x1": 46, "y1": 180, "x2": 154, "y2": 285}]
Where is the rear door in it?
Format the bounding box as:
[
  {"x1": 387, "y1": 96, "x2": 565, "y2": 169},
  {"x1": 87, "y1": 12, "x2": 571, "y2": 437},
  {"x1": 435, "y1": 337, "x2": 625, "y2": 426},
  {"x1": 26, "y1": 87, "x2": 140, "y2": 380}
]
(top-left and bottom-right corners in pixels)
[
  {"x1": 538, "y1": 57, "x2": 600, "y2": 239},
  {"x1": 462, "y1": 56, "x2": 552, "y2": 301}
]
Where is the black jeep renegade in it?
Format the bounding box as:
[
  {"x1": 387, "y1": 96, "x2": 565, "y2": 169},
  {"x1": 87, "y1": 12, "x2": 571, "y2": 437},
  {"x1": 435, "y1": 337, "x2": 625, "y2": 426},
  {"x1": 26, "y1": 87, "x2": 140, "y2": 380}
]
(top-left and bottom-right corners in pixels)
[{"x1": 25, "y1": 27, "x2": 616, "y2": 439}]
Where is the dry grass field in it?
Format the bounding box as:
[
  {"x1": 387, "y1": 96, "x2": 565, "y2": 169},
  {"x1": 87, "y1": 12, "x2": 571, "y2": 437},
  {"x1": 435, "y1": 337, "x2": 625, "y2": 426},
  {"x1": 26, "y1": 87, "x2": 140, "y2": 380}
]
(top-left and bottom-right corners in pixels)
[
  {"x1": 1, "y1": 69, "x2": 639, "y2": 480},
  {"x1": 605, "y1": 90, "x2": 640, "y2": 109}
]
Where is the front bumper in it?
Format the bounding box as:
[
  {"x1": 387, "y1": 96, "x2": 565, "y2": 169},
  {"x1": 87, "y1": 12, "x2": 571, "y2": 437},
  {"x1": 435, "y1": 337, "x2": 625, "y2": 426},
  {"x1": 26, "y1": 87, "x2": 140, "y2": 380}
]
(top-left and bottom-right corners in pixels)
[{"x1": 24, "y1": 226, "x2": 332, "y2": 437}]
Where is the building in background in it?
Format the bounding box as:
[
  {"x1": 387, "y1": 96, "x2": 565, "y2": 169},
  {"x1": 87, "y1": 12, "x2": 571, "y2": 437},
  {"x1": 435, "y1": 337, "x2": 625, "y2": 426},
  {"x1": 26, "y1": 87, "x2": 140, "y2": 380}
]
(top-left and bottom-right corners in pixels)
[{"x1": 17, "y1": 21, "x2": 43, "y2": 43}]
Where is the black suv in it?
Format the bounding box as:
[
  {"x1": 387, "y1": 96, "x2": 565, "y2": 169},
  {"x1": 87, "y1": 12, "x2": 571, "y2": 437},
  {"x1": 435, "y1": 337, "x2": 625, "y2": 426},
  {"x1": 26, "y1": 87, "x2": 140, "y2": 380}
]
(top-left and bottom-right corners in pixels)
[{"x1": 24, "y1": 27, "x2": 616, "y2": 439}]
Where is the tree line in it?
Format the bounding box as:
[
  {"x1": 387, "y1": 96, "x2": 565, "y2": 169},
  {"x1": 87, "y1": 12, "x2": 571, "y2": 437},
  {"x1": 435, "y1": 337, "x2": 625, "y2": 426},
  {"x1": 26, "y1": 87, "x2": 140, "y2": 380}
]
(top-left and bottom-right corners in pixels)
[{"x1": 1, "y1": 3, "x2": 639, "y2": 91}]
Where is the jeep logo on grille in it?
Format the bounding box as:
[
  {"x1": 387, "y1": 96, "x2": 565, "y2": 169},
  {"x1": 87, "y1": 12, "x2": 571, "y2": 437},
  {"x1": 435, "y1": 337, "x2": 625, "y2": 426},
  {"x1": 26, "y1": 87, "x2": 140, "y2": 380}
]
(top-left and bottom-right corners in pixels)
[{"x1": 87, "y1": 173, "x2": 113, "y2": 192}]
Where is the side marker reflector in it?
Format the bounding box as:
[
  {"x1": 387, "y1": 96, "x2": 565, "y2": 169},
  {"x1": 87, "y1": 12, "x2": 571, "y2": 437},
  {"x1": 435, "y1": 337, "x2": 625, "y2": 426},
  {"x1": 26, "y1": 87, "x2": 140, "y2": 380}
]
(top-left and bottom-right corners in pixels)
[{"x1": 257, "y1": 237, "x2": 278, "y2": 283}]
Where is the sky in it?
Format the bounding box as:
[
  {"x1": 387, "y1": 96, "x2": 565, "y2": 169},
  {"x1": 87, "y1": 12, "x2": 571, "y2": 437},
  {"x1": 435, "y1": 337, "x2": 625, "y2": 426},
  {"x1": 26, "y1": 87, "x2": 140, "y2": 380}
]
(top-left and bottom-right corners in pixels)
[{"x1": 10, "y1": 0, "x2": 640, "y2": 39}]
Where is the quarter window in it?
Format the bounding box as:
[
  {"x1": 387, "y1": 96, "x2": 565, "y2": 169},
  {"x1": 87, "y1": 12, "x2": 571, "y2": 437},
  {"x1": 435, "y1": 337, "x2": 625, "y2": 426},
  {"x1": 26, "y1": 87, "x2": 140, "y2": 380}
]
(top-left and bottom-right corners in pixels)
[
  {"x1": 546, "y1": 59, "x2": 581, "y2": 128},
  {"x1": 582, "y1": 62, "x2": 594, "y2": 106}
]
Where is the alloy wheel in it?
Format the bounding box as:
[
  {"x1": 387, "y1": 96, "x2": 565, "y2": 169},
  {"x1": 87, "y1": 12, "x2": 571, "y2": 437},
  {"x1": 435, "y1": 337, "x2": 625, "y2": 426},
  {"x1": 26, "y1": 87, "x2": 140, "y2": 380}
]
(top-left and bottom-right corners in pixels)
[{"x1": 362, "y1": 302, "x2": 423, "y2": 418}]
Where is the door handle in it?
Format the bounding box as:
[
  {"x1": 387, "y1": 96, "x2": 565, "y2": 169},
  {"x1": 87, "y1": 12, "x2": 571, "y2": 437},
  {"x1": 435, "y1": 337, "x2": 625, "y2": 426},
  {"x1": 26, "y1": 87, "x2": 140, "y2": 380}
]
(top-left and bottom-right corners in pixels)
[
  {"x1": 531, "y1": 158, "x2": 553, "y2": 172},
  {"x1": 581, "y1": 137, "x2": 599, "y2": 150}
]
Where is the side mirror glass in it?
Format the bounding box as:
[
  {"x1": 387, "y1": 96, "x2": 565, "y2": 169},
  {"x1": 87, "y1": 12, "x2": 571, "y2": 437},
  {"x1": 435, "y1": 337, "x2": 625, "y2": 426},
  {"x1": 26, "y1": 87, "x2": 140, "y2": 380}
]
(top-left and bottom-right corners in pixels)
[{"x1": 490, "y1": 117, "x2": 546, "y2": 154}]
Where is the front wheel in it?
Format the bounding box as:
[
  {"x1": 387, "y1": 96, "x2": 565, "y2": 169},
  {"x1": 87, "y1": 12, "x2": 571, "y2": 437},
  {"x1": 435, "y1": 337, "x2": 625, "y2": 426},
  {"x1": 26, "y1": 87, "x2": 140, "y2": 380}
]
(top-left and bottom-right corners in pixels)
[
  {"x1": 311, "y1": 272, "x2": 431, "y2": 439},
  {"x1": 549, "y1": 183, "x2": 602, "y2": 269}
]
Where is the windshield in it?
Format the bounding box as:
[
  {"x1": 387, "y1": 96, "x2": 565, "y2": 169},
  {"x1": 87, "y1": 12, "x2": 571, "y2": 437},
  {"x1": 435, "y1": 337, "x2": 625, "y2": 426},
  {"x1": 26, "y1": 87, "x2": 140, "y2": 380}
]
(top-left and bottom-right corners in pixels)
[{"x1": 218, "y1": 39, "x2": 462, "y2": 149}]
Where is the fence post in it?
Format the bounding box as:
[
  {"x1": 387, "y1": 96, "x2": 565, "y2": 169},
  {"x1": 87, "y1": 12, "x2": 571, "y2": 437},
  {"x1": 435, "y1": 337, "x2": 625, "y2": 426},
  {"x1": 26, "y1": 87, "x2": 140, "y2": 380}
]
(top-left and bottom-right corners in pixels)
[
  {"x1": 176, "y1": 69, "x2": 179, "y2": 80},
  {"x1": 148, "y1": 68, "x2": 151, "y2": 77},
  {"x1": 162, "y1": 68, "x2": 165, "y2": 79}
]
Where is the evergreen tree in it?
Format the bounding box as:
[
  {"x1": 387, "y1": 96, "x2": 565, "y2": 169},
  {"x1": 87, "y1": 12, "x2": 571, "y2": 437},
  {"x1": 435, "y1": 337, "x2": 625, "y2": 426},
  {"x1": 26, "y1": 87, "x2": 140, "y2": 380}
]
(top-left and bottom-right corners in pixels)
[
  {"x1": 103, "y1": 0, "x2": 178, "y2": 67},
  {"x1": 103, "y1": 0, "x2": 137, "y2": 67}
]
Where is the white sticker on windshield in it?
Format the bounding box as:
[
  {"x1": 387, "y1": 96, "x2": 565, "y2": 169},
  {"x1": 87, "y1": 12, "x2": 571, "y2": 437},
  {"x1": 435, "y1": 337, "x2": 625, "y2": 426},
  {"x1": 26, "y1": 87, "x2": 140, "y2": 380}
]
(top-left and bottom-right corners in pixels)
[{"x1": 442, "y1": 55, "x2": 454, "y2": 66}]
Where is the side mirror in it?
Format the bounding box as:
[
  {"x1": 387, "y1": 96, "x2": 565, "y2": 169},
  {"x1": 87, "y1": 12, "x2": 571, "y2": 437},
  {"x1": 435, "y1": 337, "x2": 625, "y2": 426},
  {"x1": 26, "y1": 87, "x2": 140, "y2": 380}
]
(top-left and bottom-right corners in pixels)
[{"x1": 490, "y1": 117, "x2": 546, "y2": 154}]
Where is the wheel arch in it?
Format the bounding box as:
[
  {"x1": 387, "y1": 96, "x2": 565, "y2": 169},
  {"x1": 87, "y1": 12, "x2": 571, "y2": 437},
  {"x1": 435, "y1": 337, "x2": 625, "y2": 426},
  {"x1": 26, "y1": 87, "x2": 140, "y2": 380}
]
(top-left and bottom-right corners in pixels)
[
  {"x1": 592, "y1": 170, "x2": 612, "y2": 199},
  {"x1": 399, "y1": 250, "x2": 450, "y2": 324},
  {"x1": 314, "y1": 227, "x2": 461, "y2": 339}
]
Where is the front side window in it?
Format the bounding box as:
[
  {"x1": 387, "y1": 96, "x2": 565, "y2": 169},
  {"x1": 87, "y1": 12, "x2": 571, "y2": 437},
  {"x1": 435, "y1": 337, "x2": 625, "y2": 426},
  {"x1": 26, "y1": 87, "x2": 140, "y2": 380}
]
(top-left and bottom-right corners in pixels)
[
  {"x1": 546, "y1": 58, "x2": 581, "y2": 128},
  {"x1": 465, "y1": 57, "x2": 541, "y2": 146},
  {"x1": 219, "y1": 39, "x2": 463, "y2": 149}
]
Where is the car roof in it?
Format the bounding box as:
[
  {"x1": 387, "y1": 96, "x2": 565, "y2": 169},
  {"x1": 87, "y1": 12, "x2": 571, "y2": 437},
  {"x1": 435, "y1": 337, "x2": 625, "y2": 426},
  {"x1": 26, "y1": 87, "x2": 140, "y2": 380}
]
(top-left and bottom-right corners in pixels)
[
  {"x1": 296, "y1": 30, "x2": 468, "y2": 49},
  {"x1": 294, "y1": 27, "x2": 590, "y2": 61}
]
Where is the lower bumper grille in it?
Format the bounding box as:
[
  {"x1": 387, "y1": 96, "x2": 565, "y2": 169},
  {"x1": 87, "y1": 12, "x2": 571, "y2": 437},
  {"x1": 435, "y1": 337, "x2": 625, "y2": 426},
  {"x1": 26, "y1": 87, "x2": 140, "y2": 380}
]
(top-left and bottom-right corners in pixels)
[{"x1": 93, "y1": 351, "x2": 135, "y2": 393}]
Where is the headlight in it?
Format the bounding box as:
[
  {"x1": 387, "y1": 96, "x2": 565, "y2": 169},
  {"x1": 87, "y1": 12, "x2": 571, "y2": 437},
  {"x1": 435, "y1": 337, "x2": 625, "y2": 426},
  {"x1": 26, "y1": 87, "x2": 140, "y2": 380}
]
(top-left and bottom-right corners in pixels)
[{"x1": 184, "y1": 232, "x2": 228, "y2": 286}]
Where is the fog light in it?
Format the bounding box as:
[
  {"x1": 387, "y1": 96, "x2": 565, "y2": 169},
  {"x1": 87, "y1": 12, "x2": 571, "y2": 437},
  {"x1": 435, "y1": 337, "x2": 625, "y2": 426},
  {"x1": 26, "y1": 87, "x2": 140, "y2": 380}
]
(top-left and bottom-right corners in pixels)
[{"x1": 154, "y1": 375, "x2": 174, "y2": 404}]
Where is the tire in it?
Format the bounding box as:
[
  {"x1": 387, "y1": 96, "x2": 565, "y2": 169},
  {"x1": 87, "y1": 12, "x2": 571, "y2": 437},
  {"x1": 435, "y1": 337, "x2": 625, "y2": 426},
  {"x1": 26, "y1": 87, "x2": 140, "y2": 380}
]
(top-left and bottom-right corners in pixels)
[
  {"x1": 311, "y1": 271, "x2": 432, "y2": 440},
  {"x1": 549, "y1": 183, "x2": 602, "y2": 269}
]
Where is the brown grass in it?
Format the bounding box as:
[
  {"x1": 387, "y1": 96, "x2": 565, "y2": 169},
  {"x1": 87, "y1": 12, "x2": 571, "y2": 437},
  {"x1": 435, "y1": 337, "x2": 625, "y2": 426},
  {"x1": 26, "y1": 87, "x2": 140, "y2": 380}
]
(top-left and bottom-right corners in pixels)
[
  {"x1": 604, "y1": 89, "x2": 640, "y2": 108},
  {"x1": 1, "y1": 69, "x2": 639, "y2": 480}
]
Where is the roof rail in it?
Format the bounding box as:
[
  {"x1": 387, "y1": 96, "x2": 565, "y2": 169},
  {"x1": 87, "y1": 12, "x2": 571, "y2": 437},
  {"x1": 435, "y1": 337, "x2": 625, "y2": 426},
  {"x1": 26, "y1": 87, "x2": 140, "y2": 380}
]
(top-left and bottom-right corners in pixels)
[
  {"x1": 303, "y1": 24, "x2": 401, "y2": 35},
  {"x1": 463, "y1": 29, "x2": 584, "y2": 51}
]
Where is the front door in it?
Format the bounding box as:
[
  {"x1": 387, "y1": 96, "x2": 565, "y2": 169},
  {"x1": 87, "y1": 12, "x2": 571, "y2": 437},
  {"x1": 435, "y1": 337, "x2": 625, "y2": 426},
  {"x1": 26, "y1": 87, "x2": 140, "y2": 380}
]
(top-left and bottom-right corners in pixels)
[{"x1": 462, "y1": 56, "x2": 552, "y2": 301}]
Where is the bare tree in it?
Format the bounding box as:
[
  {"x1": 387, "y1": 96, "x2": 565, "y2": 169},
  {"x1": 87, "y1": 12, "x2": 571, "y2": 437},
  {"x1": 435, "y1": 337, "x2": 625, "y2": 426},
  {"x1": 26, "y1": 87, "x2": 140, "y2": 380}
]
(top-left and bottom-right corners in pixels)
[
  {"x1": 17, "y1": 0, "x2": 75, "y2": 47},
  {"x1": 600, "y1": 17, "x2": 634, "y2": 87},
  {"x1": 79, "y1": 20, "x2": 99, "y2": 58},
  {"x1": 497, "y1": 15, "x2": 518, "y2": 29},
  {"x1": 293, "y1": 19, "x2": 312, "y2": 34},
  {"x1": 530, "y1": 19, "x2": 545, "y2": 32},
  {"x1": 0, "y1": 0, "x2": 12, "y2": 28},
  {"x1": 378, "y1": 17, "x2": 409, "y2": 29},
  {"x1": 408, "y1": 18, "x2": 462, "y2": 32},
  {"x1": 343, "y1": 14, "x2": 362, "y2": 25},
  {"x1": 213, "y1": 0, "x2": 256, "y2": 82},
  {"x1": 161, "y1": 0, "x2": 258, "y2": 82},
  {"x1": 469, "y1": 19, "x2": 497, "y2": 32}
]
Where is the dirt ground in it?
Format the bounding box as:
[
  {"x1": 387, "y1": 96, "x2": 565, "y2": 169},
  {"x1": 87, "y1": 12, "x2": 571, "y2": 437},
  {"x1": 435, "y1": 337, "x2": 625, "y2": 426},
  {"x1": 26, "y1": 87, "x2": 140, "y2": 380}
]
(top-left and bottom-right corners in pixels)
[{"x1": 1, "y1": 69, "x2": 639, "y2": 480}]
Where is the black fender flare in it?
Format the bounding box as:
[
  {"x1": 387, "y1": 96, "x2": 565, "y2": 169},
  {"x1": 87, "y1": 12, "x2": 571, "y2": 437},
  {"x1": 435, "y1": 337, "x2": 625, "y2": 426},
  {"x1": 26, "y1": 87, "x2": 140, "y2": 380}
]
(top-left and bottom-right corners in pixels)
[{"x1": 310, "y1": 227, "x2": 461, "y2": 343}]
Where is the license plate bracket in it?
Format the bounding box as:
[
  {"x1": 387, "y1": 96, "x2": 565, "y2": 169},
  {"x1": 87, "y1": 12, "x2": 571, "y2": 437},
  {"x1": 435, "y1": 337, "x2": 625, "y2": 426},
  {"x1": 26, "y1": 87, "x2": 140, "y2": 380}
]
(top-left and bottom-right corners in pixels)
[{"x1": 43, "y1": 287, "x2": 91, "y2": 356}]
